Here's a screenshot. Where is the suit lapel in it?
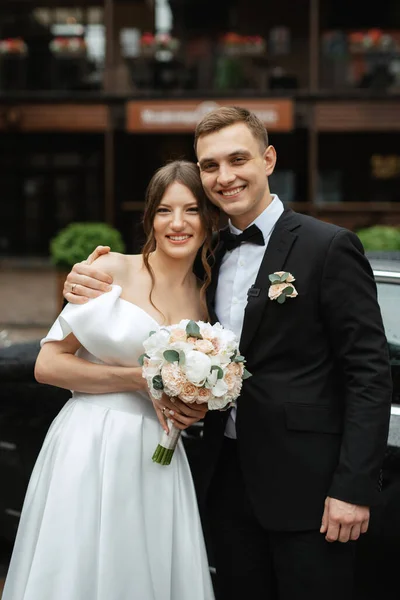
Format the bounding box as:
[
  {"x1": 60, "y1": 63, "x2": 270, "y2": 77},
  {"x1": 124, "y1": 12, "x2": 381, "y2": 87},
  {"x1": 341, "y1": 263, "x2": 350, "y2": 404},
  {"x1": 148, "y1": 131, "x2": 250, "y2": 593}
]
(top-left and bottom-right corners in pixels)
[
  {"x1": 239, "y1": 209, "x2": 301, "y2": 356},
  {"x1": 206, "y1": 232, "x2": 227, "y2": 324}
]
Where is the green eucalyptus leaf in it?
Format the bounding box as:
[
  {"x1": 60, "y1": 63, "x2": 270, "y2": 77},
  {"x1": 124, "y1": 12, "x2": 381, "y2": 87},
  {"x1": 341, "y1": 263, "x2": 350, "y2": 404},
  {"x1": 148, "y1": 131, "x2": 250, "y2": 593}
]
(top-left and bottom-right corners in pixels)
[
  {"x1": 234, "y1": 355, "x2": 245, "y2": 363},
  {"x1": 163, "y1": 350, "x2": 180, "y2": 363},
  {"x1": 179, "y1": 351, "x2": 186, "y2": 365},
  {"x1": 283, "y1": 286, "x2": 294, "y2": 296},
  {"x1": 279, "y1": 272, "x2": 289, "y2": 282},
  {"x1": 211, "y1": 365, "x2": 224, "y2": 380},
  {"x1": 269, "y1": 274, "x2": 281, "y2": 283},
  {"x1": 149, "y1": 331, "x2": 157, "y2": 337},
  {"x1": 242, "y1": 368, "x2": 252, "y2": 379},
  {"x1": 277, "y1": 294, "x2": 286, "y2": 304},
  {"x1": 186, "y1": 320, "x2": 202, "y2": 339},
  {"x1": 152, "y1": 375, "x2": 164, "y2": 390},
  {"x1": 138, "y1": 353, "x2": 149, "y2": 366}
]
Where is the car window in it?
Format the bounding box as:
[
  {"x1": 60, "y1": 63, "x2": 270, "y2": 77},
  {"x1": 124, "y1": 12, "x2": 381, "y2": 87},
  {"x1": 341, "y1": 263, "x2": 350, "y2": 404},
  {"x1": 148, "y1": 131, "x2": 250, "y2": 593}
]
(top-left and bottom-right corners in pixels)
[
  {"x1": 376, "y1": 281, "x2": 400, "y2": 403},
  {"x1": 377, "y1": 282, "x2": 400, "y2": 355}
]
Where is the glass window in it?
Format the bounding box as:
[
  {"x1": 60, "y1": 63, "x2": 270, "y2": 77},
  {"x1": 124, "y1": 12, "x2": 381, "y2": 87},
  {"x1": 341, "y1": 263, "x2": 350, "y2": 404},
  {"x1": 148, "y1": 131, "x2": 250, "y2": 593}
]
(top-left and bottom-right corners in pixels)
[
  {"x1": 0, "y1": 5, "x2": 105, "y2": 92},
  {"x1": 376, "y1": 280, "x2": 400, "y2": 403},
  {"x1": 0, "y1": 133, "x2": 104, "y2": 256},
  {"x1": 377, "y1": 282, "x2": 400, "y2": 350}
]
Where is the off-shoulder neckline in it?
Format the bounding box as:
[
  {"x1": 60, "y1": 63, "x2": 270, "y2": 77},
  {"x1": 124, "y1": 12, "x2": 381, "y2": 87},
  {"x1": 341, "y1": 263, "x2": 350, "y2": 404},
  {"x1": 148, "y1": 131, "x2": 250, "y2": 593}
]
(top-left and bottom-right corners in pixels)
[{"x1": 118, "y1": 297, "x2": 164, "y2": 328}]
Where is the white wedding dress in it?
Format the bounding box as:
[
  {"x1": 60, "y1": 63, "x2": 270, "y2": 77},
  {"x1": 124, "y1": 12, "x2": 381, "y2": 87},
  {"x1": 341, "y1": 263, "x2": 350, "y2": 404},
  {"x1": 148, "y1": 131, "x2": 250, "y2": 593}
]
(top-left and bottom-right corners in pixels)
[{"x1": 3, "y1": 286, "x2": 215, "y2": 600}]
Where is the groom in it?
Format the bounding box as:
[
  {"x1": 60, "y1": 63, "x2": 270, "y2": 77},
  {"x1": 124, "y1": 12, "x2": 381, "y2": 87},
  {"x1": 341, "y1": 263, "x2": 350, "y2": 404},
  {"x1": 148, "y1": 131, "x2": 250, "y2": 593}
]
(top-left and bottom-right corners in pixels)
[{"x1": 63, "y1": 106, "x2": 392, "y2": 600}]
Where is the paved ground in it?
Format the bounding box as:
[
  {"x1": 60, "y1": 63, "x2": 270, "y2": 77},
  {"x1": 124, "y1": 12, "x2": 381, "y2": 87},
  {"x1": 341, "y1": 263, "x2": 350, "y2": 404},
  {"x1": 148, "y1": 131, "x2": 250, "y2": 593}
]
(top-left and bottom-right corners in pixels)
[{"x1": 0, "y1": 259, "x2": 62, "y2": 346}]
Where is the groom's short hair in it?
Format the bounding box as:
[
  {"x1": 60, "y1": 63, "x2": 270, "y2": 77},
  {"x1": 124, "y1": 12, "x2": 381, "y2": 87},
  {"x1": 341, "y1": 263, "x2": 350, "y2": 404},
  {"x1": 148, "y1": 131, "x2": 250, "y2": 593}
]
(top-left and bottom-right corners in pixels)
[{"x1": 194, "y1": 106, "x2": 269, "y2": 154}]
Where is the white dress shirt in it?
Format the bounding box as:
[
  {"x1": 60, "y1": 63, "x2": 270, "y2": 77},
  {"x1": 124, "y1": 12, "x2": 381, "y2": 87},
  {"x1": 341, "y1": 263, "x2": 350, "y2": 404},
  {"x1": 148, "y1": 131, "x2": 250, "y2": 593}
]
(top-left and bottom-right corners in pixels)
[{"x1": 215, "y1": 195, "x2": 285, "y2": 438}]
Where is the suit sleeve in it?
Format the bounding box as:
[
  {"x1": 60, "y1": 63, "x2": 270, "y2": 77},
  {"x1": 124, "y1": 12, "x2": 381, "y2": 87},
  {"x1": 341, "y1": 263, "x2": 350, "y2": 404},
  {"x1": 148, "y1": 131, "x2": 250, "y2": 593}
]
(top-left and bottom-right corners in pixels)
[{"x1": 320, "y1": 229, "x2": 392, "y2": 506}]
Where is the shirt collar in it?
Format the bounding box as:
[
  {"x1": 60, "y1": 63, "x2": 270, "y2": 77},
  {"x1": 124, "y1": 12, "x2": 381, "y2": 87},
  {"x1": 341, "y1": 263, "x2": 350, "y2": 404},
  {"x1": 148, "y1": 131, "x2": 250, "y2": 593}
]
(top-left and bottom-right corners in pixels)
[{"x1": 229, "y1": 195, "x2": 285, "y2": 240}]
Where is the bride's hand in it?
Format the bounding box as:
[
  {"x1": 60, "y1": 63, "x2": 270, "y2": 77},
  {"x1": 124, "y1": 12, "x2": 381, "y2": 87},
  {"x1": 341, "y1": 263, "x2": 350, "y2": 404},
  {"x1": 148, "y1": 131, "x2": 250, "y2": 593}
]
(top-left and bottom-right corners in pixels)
[{"x1": 152, "y1": 393, "x2": 208, "y2": 433}]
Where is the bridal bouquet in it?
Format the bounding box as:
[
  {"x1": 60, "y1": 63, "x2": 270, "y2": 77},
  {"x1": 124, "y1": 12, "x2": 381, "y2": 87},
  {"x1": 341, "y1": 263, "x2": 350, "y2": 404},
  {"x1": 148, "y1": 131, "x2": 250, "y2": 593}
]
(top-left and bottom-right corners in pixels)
[{"x1": 139, "y1": 319, "x2": 251, "y2": 465}]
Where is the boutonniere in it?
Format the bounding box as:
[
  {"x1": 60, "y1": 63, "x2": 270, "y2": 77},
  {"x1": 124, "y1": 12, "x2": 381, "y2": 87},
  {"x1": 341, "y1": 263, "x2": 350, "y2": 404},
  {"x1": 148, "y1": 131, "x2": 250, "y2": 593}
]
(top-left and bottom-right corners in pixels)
[{"x1": 268, "y1": 271, "x2": 298, "y2": 304}]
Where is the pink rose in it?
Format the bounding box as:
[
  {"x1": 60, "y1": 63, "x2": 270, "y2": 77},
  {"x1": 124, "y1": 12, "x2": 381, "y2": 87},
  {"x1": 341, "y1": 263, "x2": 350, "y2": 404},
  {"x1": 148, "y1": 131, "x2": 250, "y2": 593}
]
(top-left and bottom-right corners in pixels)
[
  {"x1": 161, "y1": 363, "x2": 186, "y2": 396},
  {"x1": 229, "y1": 379, "x2": 243, "y2": 400},
  {"x1": 211, "y1": 338, "x2": 221, "y2": 355},
  {"x1": 179, "y1": 383, "x2": 199, "y2": 403},
  {"x1": 226, "y1": 362, "x2": 243, "y2": 377},
  {"x1": 195, "y1": 339, "x2": 214, "y2": 354},
  {"x1": 197, "y1": 387, "x2": 212, "y2": 404},
  {"x1": 224, "y1": 372, "x2": 236, "y2": 391},
  {"x1": 268, "y1": 282, "x2": 298, "y2": 301},
  {"x1": 169, "y1": 328, "x2": 187, "y2": 343}
]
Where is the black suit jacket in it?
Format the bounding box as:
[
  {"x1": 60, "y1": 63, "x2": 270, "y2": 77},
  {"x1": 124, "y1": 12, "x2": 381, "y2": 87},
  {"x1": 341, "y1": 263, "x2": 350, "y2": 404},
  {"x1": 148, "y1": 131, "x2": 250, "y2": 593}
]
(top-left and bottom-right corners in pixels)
[{"x1": 200, "y1": 209, "x2": 392, "y2": 532}]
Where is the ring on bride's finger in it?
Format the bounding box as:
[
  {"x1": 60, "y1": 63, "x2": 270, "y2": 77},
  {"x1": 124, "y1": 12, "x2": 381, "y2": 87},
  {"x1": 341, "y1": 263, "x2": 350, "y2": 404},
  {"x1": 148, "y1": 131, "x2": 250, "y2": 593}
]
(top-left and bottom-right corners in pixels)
[
  {"x1": 161, "y1": 407, "x2": 167, "y2": 415},
  {"x1": 71, "y1": 283, "x2": 76, "y2": 293}
]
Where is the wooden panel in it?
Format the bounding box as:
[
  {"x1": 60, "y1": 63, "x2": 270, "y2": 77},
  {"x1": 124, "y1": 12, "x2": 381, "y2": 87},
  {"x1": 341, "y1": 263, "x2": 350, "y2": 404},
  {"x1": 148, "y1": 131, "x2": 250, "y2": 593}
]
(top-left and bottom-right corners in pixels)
[
  {"x1": 121, "y1": 201, "x2": 314, "y2": 213},
  {"x1": 126, "y1": 99, "x2": 294, "y2": 133},
  {"x1": 315, "y1": 102, "x2": 400, "y2": 132},
  {"x1": 0, "y1": 104, "x2": 109, "y2": 132},
  {"x1": 313, "y1": 202, "x2": 400, "y2": 231},
  {"x1": 121, "y1": 201, "x2": 146, "y2": 212},
  {"x1": 314, "y1": 202, "x2": 400, "y2": 212}
]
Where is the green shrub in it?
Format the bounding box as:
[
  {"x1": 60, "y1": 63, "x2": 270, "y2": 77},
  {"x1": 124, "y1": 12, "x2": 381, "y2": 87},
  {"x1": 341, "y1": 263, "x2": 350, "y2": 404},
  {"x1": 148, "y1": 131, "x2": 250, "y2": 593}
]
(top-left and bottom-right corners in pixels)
[
  {"x1": 50, "y1": 222, "x2": 126, "y2": 269},
  {"x1": 356, "y1": 225, "x2": 400, "y2": 251}
]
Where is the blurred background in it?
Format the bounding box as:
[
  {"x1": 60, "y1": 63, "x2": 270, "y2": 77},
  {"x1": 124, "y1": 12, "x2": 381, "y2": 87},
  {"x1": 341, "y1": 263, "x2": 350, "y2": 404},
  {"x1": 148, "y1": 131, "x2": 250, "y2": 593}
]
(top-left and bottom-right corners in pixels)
[
  {"x1": 0, "y1": 0, "x2": 400, "y2": 343},
  {"x1": 1, "y1": 3, "x2": 400, "y2": 597},
  {"x1": 0, "y1": 0, "x2": 400, "y2": 337}
]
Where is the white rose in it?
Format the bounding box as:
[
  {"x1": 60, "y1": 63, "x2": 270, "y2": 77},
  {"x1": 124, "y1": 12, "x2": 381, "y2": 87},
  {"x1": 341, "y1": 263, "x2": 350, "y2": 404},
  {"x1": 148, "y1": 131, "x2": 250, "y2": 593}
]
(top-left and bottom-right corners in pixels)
[
  {"x1": 176, "y1": 319, "x2": 190, "y2": 330},
  {"x1": 218, "y1": 351, "x2": 234, "y2": 368},
  {"x1": 211, "y1": 378, "x2": 228, "y2": 397},
  {"x1": 211, "y1": 322, "x2": 238, "y2": 354},
  {"x1": 183, "y1": 350, "x2": 212, "y2": 385},
  {"x1": 209, "y1": 354, "x2": 222, "y2": 367},
  {"x1": 206, "y1": 369, "x2": 218, "y2": 388},
  {"x1": 169, "y1": 341, "x2": 193, "y2": 354},
  {"x1": 142, "y1": 356, "x2": 163, "y2": 380},
  {"x1": 199, "y1": 322, "x2": 216, "y2": 339},
  {"x1": 149, "y1": 386, "x2": 163, "y2": 400},
  {"x1": 143, "y1": 329, "x2": 170, "y2": 357},
  {"x1": 208, "y1": 395, "x2": 231, "y2": 410}
]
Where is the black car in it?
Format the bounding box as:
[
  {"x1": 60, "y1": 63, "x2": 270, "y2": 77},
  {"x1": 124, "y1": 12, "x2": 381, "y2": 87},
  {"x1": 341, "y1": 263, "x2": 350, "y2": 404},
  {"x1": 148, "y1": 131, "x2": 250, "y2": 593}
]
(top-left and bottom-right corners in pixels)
[{"x1": 1, "y1": 258, "x2": 400, "y2": 597}]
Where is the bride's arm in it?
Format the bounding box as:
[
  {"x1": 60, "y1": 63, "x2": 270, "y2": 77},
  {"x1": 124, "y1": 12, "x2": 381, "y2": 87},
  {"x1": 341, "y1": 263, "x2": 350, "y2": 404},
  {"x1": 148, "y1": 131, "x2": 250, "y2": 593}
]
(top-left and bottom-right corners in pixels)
[
  {"x1": 35, "y1": 334, "x2": 147, "y2": 394},
  {"x1": 35, "y1": 337, "x2": 205, "y2": 433}
]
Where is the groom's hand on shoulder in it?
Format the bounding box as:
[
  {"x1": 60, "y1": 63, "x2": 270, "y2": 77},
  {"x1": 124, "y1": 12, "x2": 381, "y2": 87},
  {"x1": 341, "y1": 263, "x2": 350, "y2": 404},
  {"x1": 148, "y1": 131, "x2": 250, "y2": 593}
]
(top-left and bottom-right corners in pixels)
[{"x1": 63, "y1": 245, "x2": 113, "y2": 304}]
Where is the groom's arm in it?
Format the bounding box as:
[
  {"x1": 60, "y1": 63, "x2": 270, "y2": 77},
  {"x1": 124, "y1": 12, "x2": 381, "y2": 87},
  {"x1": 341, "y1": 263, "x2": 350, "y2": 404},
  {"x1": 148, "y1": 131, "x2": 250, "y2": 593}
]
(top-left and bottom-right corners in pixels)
[
  {"x1": 320, "y1": 229, "x2": 392, "y2": 506},
  {"x1": 63, "y1": 246, "x2": 113, "y2": 304},
  {"x1": 318, "y1": 228, "x2": 392, "y2": 543}
]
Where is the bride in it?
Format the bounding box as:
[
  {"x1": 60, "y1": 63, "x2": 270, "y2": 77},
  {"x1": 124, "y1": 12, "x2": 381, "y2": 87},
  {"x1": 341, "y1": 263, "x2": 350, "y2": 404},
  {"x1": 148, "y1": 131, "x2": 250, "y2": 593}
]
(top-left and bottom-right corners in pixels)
[{"x1": 2, "y1": 160, "x2": 219, "y2": 600}]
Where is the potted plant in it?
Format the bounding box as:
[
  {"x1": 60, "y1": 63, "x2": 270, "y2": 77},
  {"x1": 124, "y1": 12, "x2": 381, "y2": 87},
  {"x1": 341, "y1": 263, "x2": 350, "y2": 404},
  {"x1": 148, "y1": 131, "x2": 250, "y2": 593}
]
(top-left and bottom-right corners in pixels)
[
  {"x1": 357, "y1": 225, "x2": 400, "y2": 258},
  {"x1": 50, "y1": 222, "x2": 125, "y2": 312}
]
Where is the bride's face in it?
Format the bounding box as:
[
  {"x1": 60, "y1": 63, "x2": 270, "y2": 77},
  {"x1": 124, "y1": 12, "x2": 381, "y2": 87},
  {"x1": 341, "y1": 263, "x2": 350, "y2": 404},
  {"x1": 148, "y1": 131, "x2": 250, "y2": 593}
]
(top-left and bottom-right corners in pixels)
[{"x1": 153, "y1": 182, "x2": 206, "y2": 258}]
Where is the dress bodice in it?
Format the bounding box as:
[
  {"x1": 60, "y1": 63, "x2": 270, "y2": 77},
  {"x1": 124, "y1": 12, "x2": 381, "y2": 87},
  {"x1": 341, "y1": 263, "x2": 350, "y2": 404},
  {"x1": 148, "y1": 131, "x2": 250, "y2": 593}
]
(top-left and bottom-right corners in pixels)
[{"x1": 42, "y1": 285, "x2": 159, "y2": 367}]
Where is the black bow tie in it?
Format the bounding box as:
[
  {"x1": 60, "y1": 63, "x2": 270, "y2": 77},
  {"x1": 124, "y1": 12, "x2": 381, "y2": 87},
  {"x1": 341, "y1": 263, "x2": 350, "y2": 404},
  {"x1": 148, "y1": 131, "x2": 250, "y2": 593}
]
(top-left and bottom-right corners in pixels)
[{"x1": 220, "y1": 224, "x2": 265, "y2": 251}]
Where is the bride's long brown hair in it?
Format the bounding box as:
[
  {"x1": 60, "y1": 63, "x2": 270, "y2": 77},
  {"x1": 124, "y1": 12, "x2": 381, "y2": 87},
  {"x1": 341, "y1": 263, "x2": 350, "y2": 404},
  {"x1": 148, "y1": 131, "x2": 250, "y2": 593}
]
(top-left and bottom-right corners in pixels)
[{"x1": 142, "y1": 160, "x2": 220, "y2": 321}]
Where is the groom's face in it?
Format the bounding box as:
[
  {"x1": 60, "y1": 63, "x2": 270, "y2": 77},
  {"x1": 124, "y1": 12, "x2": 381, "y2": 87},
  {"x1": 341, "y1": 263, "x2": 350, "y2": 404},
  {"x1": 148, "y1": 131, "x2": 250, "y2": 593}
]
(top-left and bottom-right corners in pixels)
[{"x1": 196, "y1": 123, "x2": 276, "y2": 230}]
